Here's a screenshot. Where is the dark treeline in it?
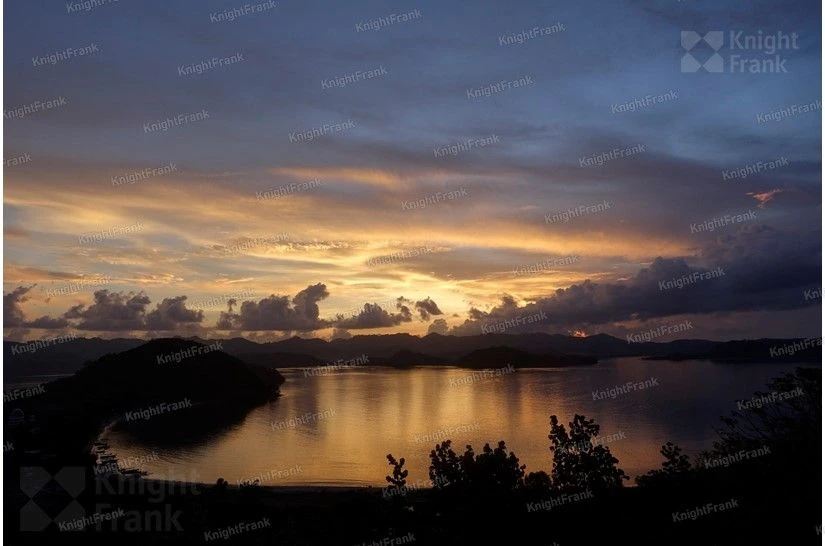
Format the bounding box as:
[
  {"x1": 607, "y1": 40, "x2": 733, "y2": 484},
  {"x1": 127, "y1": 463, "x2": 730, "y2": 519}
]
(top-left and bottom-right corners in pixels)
[{"x1": 4, "y1": 367, "x2": 819, "y2": 545}]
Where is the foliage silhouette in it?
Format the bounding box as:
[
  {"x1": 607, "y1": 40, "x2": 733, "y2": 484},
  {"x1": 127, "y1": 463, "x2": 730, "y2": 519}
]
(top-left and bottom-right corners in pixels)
[
  {"x1": 428, "y1": 440, "x2": 466, "y2": 489},
  {"x1": 713, "y1": 367, "x2": 820, "y2": 456},
  {"x1": 385, "y1": 454, "x2": 409, "y2": 490},
  {"x1": 427, "y1": 439, "x2": 525, "y2": 494},
  {"x1": 523, "y1": 470, "x2": 552, "y2": 491},
  {"x1": 548, "y1": 414, "x2": 628, "y2": 491},
  {"x1": 635, "y1": 442, "x2": 693, "y2": 487}
]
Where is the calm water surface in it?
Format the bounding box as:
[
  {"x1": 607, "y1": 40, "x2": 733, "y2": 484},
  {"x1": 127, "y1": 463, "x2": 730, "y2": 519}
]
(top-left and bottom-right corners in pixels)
[{"x1": 101, "y1": 358, "x2": 816, "y2": 486}]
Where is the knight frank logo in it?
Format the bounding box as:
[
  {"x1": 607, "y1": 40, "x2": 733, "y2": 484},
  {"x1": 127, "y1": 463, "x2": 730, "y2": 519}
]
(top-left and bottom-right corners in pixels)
[
  {"x1": 681, "y1": 30, "x2": 800, "y2": 73},
  {"x1": 20, "y1": 467, "x2": 85, "y2": 531},
  {"x1": 681, "y1": 31, "x2": 724, "y2": 72}
]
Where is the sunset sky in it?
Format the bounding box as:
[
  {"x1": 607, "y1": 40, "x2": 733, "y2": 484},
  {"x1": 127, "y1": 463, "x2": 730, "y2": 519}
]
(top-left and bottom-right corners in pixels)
[{"x1": 4, "y1": 0, "x2": 821, "y2": 341}]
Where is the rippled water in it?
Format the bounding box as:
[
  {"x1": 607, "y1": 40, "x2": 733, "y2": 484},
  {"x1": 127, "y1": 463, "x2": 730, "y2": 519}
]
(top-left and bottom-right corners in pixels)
[{"x1": 101, "y1": 358, "x2": 814, "y2": 486}]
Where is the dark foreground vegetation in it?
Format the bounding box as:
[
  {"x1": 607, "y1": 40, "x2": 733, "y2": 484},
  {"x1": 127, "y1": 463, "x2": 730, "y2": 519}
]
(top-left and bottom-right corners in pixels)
[{"x1": 4, "y1": 366, "x2": 819, "y2": 545}]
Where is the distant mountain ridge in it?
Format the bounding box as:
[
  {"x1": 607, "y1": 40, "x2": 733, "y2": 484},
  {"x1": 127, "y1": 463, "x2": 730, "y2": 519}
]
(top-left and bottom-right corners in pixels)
[{"x1": 5, "y1": 333, "x2": 819, "y2": 381}]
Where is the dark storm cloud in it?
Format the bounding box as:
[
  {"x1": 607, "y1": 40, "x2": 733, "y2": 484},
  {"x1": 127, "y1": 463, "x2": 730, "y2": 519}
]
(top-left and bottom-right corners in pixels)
[
  {"x1": 427, "y1": 318, "x2": 449, "y2": 335},
  {"x1": 145, "y1": 296, "x2": 205, "y2": 330},
  {"x1": 4, "y1": 286, "x2": 30, "y2": 327},
  {"x1": 415, "y1": 297, "x2": 443, "y2": 320},
  {"x1": 333, "y1": 298, "x2": 414, "y2": 330},
  {"x1": 216, "y1": 283, "x2": 330, "y2": 331},
  {"x1": 448, "y1": 226, "x2": 821, "y2": 335},
  {"x1": 330, "y1": 328, "x2": 352, "y2": 340},
  {"x1": 26, "y1": 316, "x2": 71, "y2": 329},
  {"x1": 56, "y1": 290, "x2": 204, "y2": 331},
  {"x1": 4, "y1": 285, "x2": 70, "y2": 329},
  {"x1": 64, "y1": 290, "x2": 152, "y2": 331}
]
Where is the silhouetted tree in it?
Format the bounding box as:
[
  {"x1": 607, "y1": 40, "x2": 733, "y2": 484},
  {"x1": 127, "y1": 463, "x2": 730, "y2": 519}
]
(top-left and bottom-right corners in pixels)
[
  {"x1": 385, "y1": 454, "x2": 409, "y2": 490},
  {"x1": 524, "y1": 470, "x2": 552, "y2": 491},
  {"x1": 713, "y1": 367, "x2": 820, "y2": 457},
  {"x1": 636, "y1": 442, "x2": 692, "y2": 487},
  {"x1": 428, "y1": 439, "x2": 525, "y2": 494},
  {"x1": 463, "y1": 441, "x2": 525, "y2": 493},
  {"x1": 428, "y1": 440, "x2": 466, "y2": 489},
  {"x1": 549, "y1": 414, "x2": 628, "y2": 491}
]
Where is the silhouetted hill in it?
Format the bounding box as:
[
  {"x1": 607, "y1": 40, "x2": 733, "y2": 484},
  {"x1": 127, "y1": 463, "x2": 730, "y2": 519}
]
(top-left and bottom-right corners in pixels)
[
  {"x1": 453, "y1": 346, "x2": 596, "y2": 368},
  {"x1": 7, "y1": 339, "x2": 284, "y2": 457},
  {"x1": 4, "y1": 337, "x2": 143, "y2": 381},
  {"x1": 236, "y1": 351, "x2": 325, "y2": 368},
  {"x1": 369, "y1": 350, "x2": 444, "y2": 367},
  {"x1": 64, "y1": 338, "x2": 284, "y2": 409},
  {"x1": 646, "y1": 338, "x2": 821, "y2": 363}
]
